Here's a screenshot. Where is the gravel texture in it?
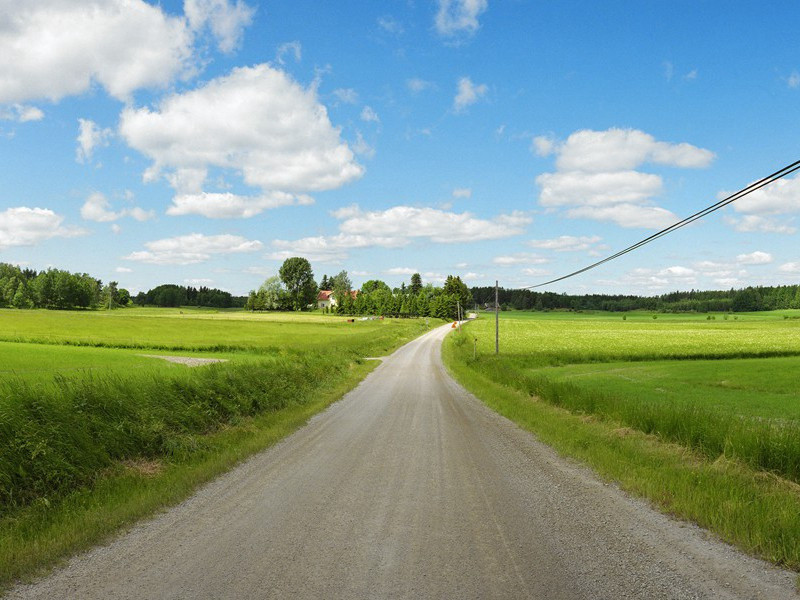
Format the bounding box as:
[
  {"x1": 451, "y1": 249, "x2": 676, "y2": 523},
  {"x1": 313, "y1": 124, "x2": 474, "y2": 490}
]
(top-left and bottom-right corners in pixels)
[
  {"x1": 8, "y1": 324, "x2": 797, "y2": 599},
  {"x1": 137, "y1": 355, "x2": 228, "y2": 367}
]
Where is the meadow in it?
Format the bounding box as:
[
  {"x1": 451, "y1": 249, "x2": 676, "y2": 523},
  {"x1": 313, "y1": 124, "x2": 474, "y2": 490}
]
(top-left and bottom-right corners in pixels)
[
  {"x1": 0, "y1": 307, "x2": 432, "y2": 588},
  {"x1": 445, "y1": 310, "x2": 800, "y2": 568}
]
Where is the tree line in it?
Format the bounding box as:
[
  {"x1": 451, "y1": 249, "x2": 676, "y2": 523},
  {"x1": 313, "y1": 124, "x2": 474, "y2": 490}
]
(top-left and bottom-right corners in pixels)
[
  {"x1": 470, "y1": 284, "x2": 800, "y2": 313},
  {"x1": 133, "y1": 284, "x2": 245, "y2": 309},
  {"x1": 0, "y1": 263, "x2": 127, "y2": 310},
  {"x1": 246, "y1": 257, "x2": 472, "y2": 320}
]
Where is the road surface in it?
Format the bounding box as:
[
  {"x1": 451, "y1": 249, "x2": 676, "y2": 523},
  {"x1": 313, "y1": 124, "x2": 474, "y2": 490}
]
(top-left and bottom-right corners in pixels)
[{"x1": 8, "y1": 324, "x2": 796, "y2": 599}]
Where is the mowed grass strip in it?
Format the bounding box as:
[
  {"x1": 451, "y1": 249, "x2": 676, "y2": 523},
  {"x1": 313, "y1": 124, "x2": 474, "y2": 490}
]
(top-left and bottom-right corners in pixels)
[{"x1": 444, "y1": 312, "x2": 800, "y2": 568}]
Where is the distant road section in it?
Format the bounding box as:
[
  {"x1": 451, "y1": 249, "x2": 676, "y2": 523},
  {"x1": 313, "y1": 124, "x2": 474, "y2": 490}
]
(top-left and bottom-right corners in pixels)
[{"x1": 8, "y1": 324, "x2": 796, "y2": 599}]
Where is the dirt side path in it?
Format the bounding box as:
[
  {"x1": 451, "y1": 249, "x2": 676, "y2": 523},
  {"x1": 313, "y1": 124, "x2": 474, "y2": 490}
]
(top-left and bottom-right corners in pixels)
[{"x1": 7, "y1": 324, "x2": 796, "y2": 599}]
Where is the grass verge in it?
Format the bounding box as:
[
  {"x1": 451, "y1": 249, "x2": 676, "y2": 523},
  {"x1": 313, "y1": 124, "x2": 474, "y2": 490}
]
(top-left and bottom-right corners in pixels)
[
  {"x1": 0, "y1": 359, "x2": 378, "y2": 592},
  {"x1": 442, "y1": 331, "x2": 800, "y2": 570}
]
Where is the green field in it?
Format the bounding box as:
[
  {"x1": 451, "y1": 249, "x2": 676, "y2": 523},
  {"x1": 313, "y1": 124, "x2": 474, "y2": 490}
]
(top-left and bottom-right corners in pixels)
[
  {"x1": 445, "y1": 310, "x2": 800, "y2": 568},
  {"x1": 0, "y1": 307, "x2": 434, "y2": 588}
]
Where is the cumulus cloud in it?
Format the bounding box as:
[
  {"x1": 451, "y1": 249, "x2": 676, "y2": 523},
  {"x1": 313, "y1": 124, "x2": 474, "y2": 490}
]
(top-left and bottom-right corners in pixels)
[
  {"x1": 723, "y1": 214, "x2": 797, "y2": 234},
  {"x1": 779, "y1": 262, "x2": 800, "y2": 274},
  {"x1": 360, "y1": 106, "x2": 380, "y2": 123},
  {"x1": 526, "y1": 235, "x2": 602, "y2": 252},
  {"x1": 276, "y1": 41, "x2": 302, "y2": 64},
  {"x1": 351, "y1": 132, "x2": 376, "y2": 159},
  {"x1": 535, "y1": 128, "x2": 714, "y2": 229},
  {"x1": 435, "y1": 0, "x2": 488, "y2": 37},
  {"x1": 115, "y1": 266, "x2": 133, "y2": 273},
  {"x1": 0, "y1": 104, "x2": 44, "y2": 122},
  {"x1": 76, "y1": 119, "x2": 113, "y2": 164},
  {"x1": 0, "y1": 206, "x2": 85, "y2": 249},
  {"x1": 80, "y1": 192, "x2": 154, "y2": 223},
  {"x1": 0, "y1": 0, "x2": 195, "y2": 104},
  {"x1": 788, "y1": 71, "x2": 800, "y2": 89},
  {"x1": 736, "y1": 251, "x2": 772, "y2": 265},
  {"x1": 119, "y1": 64, "x2": 363, "y2": 218},
  {"x1": 124, "y1": 233, "x2": 262, "y2": 265},
  {"x1": 724, "y1": 174, "x2": 800, "y2": 216},
  {"x1": 184, "y1": 0, "x2": 255, "y2": 53},
  {"x1": 492, "y1": 253, "x2": 548, "y2": 266},
  {"x1": 332, "y1": 88, "x2": 359, "y2": 104},
  {"x1": 452, "y1": 188, "x2": 472, "y2": 199},
  {"x1": 407, "y1": 78, "x2": 434, "y2": 93},
  {"x1": 453, "y1": 77, "x2": 488, "y2": 112},
  {"x1": 270, "y1": 205, "x2": 530, "y2": 263},
  {"x1": 386, "y1": 267, "x2": 417, "y2": 275},
  {"x1": 166, "y1": 192, "x2": 312, "y2": 219}
]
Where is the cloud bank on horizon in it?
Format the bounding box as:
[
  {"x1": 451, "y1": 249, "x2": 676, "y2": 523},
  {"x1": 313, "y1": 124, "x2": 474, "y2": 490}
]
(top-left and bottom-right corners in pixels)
[{"x1": 0, "y1": 0, "x2": 798, "y2": 295}]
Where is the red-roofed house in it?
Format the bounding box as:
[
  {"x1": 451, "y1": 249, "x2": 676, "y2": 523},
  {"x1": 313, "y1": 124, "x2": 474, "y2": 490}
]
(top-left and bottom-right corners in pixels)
[{"x1": 317, "y1": 289, "x2": 359, "y2": 310}]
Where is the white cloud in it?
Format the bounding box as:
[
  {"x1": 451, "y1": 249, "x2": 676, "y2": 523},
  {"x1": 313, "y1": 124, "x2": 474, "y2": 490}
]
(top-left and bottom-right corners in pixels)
[
  {"x1": 724, "y1": 175, "x2": 800, "y2": 216},
  {"x1": 0, "y1": 207, "x2": 85, "y2": 249},
  {"x1": 386, "y1": 267, "x2": 417, "y2": 275},
  {"x1": 493, "y1": 253, "x2": 548, "y2": 266},
  {"x1": 407, "y1": 78, "x2": 434, "y2": 93},
  {"x1": 555, "y1": 129, "x2": 714, "y2": 172},
  {"x1": 566, "y1": 204, "x2": 677, "y2": 229},
  {"x1": 532, "y1": 135, "x2": 555, "y2": 157},
  {"x1": 333, "y1": 88, "x2": 359, "y2": 104},
  {"x1": 537, "y1": 170, "x2": 663, "y2": 208},
  {"x1": 0, "y1": 104, "x2": 44, "y2": 122},
  {"x1": 452, "y1": 188, "x2": 472, "y2": 199},
  {"x1": 535, "y1": 128, "x2": 714, "y2": 229},
  {"x1": 276, "y1": 41, "x2": 302, "y2": 64},
  {"x1": 527, "y1": 235, "x2": 602, "y2": 252},
  {"x1": 184, "y1": 0, "x2": 255, "y2": 53},
  {"x1": 0, "y1": 0, "x2": 195, "y2": 104},
  {"x1": 337, "y1": 205, "x2": 529, "y2": 243},
  {"x1": 453, "y1": 76, "x2": 488, "y2": 112},
  {"x1": 119, "y1": 64, "x2": 363, "y2": 212},
  {"x1": 115, "y1": 266, "x2": 133, "y2": 273},
  {"x1": 111, "y1": 224, "x2": 122, "y2": 234},
  {"x1": 184, "y1": 278, "x2": 214, "y2": 286},
  {"x1": 351, "y1": 132, "x2": 376, "y2": 159},
  {"x1": 522, "y1": 267, "x2": 549, "y2": 277},
  {"x1": 736, "y1": 251, "x2": 772, "y2": 265},
  {"x1": 76, "y1": 119, "x2": 112, "y2": 164},
  {"x1": 723, "y1": 214, "x2": 797, "y2": 234},
  {"x1": 124, "y1": 233, "x2": 262, "y2": 265},
  {"x1": 360, "y1": 106, "x2": 380, "y2": 123},
  {"x1": 435, "y1": 0, "x2": 488, "y2": 37},
  {"x1": 270, "y1": 205, "x2": 530, "y2": 262},
  {"x1": 166, "y1": 191, "x2": 312, "y2": 219},
  {"x1": 80, "y1": 192, "x2": 154, "y2": 223},
  {"x1": 779, "y1": 262, "x2": 800, "y2": 274},
  {"x1": 377, "y1": 16, "x2": 404, "y2": 35},
  {"x1": 788, "y1": 71, "x2": 800, "y2": 89}
]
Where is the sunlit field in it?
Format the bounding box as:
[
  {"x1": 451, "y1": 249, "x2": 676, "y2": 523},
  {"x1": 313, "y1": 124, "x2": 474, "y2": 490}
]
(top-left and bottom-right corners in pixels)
[{"x1": 445, "y1": 309, "x2": 800, "y2": 567}]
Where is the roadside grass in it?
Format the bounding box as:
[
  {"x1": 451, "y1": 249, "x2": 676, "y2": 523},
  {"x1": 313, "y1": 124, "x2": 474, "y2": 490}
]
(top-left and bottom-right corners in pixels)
[
  {"x1": 0, "y1": 308, "x2": 436, "y2": 590},
  {"x1": 444, "y1": 313, "x2": 800, "y2": 568},
  {"x1": 0, "y1": 360, "x2": 379, "y2": 591}
]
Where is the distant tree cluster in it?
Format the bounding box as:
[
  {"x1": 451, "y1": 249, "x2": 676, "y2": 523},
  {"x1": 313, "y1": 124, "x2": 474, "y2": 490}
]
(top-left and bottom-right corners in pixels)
[
  {"x1": 134, "y1": 284, "x2": 243, "y2": 308},
  {"x1": 0, "y1": 262, "x2": 129, "y2": 310},
  {"x1": 247, "y1": 258, "x2": 471, "y2": 321},
  {"x1": 470, "y1": 284, "x2": 800, "y2": 313}
]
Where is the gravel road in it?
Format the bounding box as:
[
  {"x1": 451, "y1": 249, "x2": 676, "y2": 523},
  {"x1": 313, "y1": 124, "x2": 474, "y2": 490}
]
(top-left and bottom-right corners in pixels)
[{"x1": 8, "y1": 324, "x2": 797, "y2": 599}]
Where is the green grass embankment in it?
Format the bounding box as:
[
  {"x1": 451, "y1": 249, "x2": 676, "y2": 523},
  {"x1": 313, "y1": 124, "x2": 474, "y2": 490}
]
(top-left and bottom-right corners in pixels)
[
  {"x1": 0, "y1": 308, "x2": 434, "y2": 590},
  {"x1": 443, "y1": 314, "x2": 800, "y2": 569}
]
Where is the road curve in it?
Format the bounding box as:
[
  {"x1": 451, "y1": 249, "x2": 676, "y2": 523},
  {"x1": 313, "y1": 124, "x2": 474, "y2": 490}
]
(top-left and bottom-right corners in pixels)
[{"x1": 8, "y1": 324, "x2": 796, "y2": 599}]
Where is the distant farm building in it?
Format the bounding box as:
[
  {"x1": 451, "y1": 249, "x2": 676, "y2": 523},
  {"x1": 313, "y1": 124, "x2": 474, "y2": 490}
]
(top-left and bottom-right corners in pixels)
[{"x1": 317, "y1": 290, "x2": 358, "y2": 309}]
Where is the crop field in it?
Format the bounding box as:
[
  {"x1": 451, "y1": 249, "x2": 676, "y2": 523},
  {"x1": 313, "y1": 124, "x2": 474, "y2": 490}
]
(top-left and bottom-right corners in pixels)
[{"x1": 446, "y1": 310, "x2": 800, "y2": 567}]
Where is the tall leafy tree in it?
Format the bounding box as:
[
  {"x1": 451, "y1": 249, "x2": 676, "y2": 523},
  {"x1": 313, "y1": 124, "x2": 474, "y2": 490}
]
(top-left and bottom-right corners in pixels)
[{"x1": 279, "y1": 257, "x2": 317, "y2": 310}]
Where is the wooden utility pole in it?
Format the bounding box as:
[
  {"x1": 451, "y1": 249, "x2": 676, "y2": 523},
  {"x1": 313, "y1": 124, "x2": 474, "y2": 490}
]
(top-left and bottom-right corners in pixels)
[{"x1": 495, "y1": 280, "x2": 499, "y2": 355}]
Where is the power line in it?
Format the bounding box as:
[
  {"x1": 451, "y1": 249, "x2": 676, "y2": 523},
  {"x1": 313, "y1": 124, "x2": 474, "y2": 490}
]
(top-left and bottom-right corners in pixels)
[{"x1": 523, "y1": 159, "x2": 800, "y2": 290}]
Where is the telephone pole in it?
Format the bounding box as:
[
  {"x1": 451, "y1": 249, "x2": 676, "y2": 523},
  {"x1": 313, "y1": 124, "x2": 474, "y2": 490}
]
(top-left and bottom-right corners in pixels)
[{"x1": 495, "y1": 280, "x2": 499, "y2": 355}]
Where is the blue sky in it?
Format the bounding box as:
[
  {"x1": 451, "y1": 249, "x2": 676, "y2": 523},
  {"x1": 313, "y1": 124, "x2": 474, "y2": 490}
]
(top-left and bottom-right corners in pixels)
[{"x1": 1, "y1": 0, "x2": 799, "y2": 296}]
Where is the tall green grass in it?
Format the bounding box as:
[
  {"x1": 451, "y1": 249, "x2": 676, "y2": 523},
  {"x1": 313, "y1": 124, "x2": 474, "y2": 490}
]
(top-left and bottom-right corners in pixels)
[{"x1": 0, "y1": 351, "x2": 343, "y2": 513}]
